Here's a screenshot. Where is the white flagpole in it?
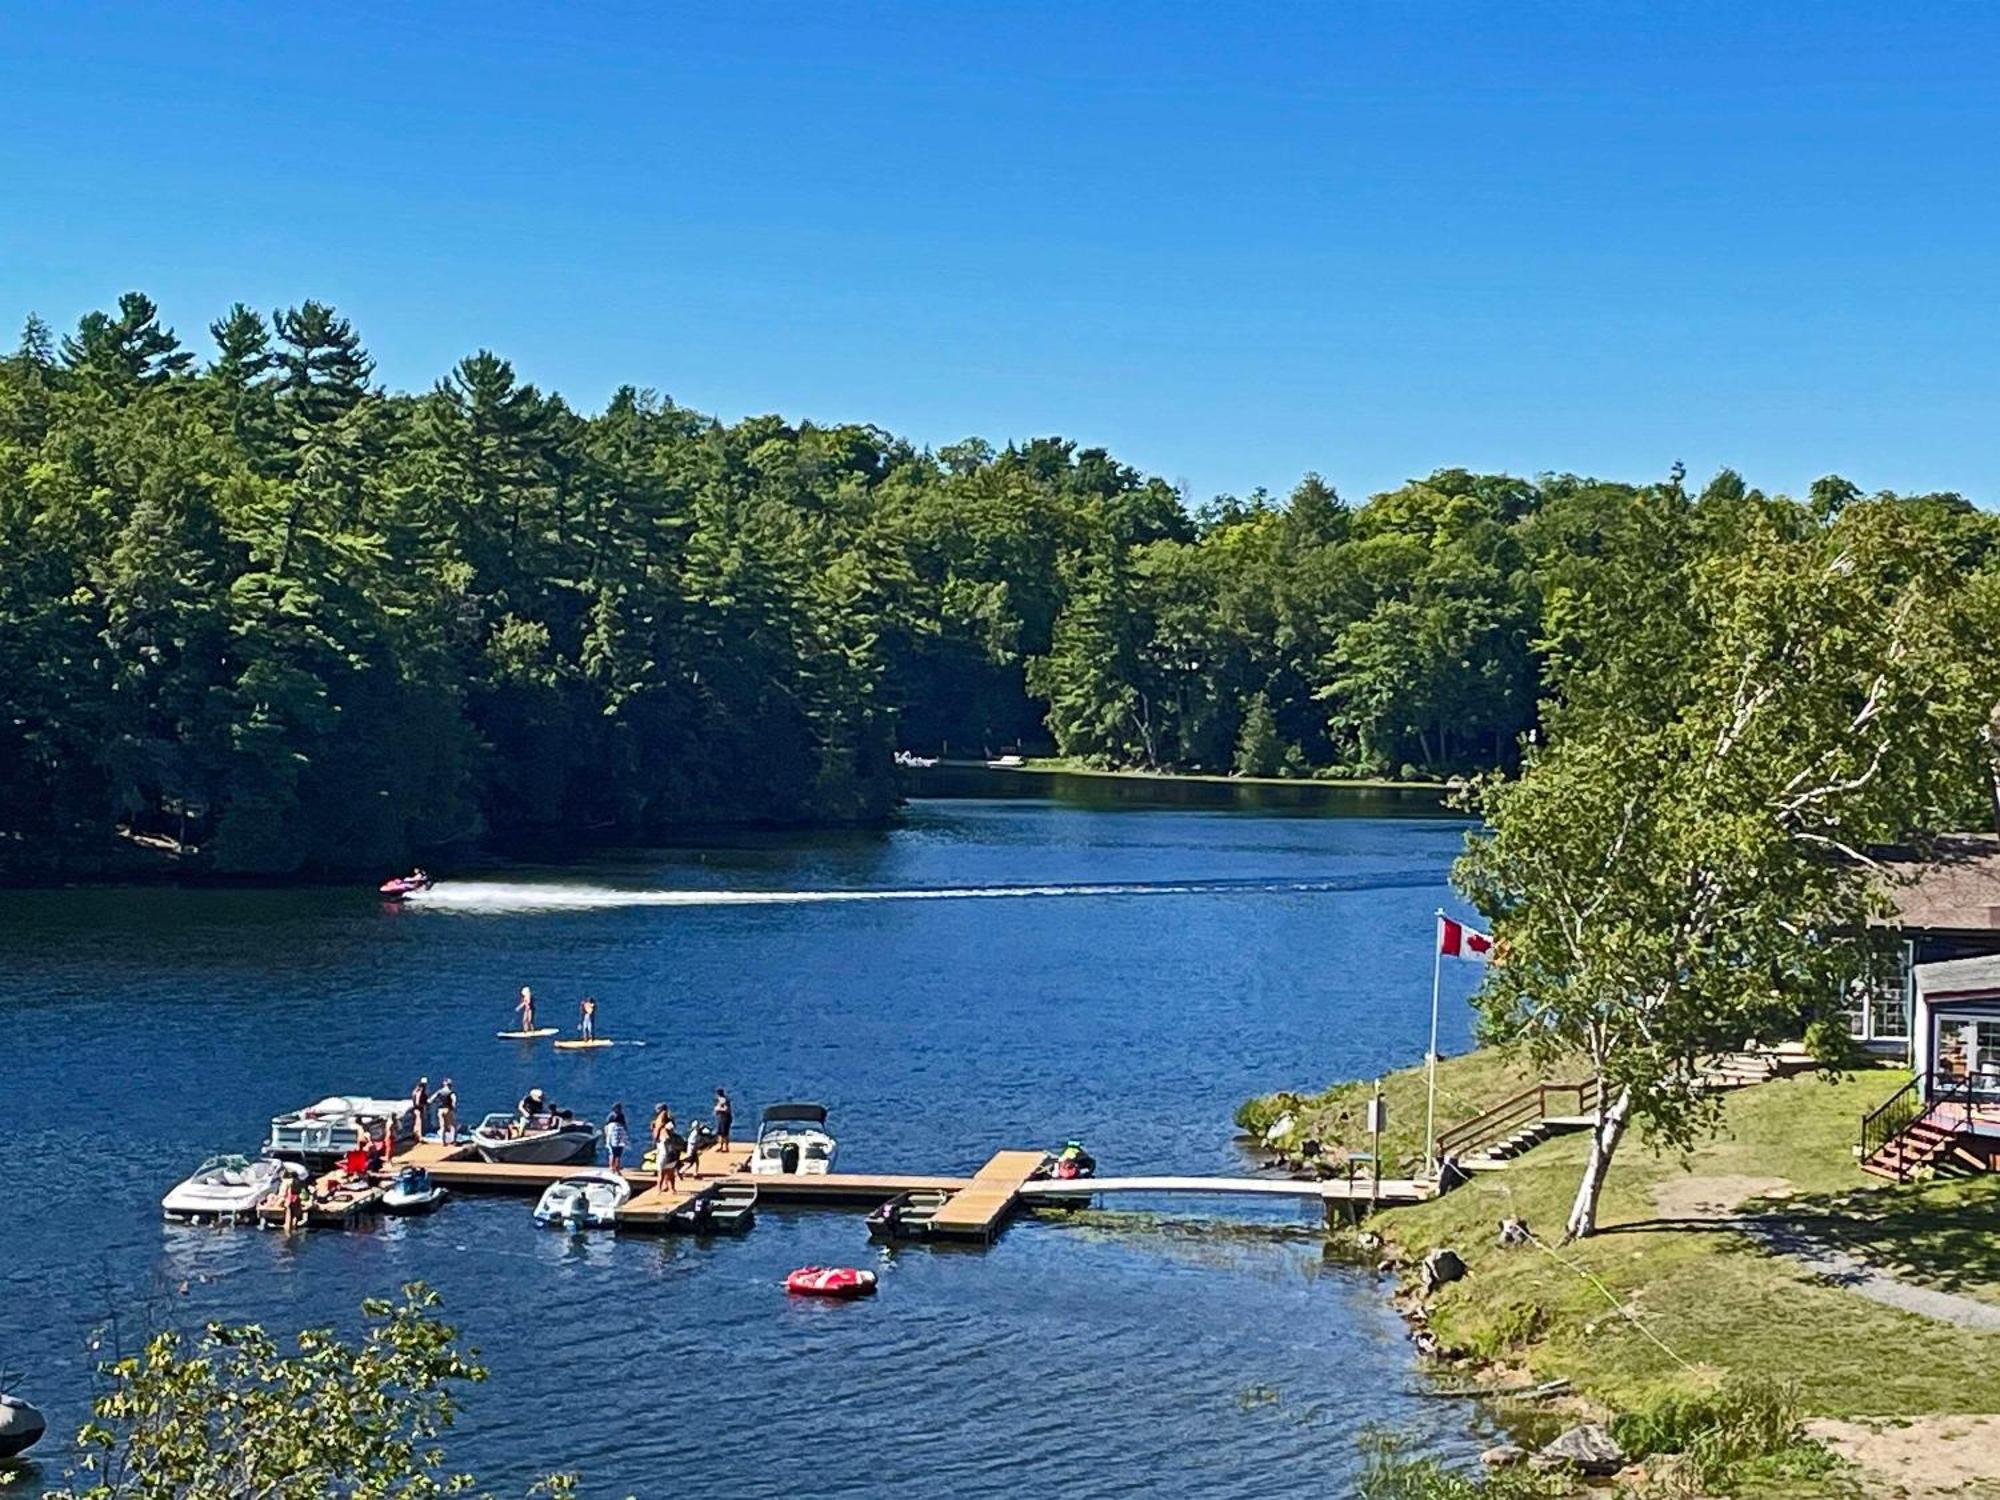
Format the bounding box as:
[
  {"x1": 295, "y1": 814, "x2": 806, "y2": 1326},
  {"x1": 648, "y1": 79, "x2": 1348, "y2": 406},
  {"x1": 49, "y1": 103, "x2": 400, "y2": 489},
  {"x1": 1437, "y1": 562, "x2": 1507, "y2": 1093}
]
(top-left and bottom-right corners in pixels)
[{"x1": 1425, "y1": 908, "x2": 1444, "y2": 1179}]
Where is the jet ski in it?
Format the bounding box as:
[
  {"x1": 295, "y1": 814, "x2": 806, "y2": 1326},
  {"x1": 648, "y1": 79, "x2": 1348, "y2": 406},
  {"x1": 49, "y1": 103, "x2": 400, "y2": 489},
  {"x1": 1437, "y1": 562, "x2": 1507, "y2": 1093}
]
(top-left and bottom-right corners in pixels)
[
  {"x1": 162, "y1": 1154, "x2": 289, "y2": 1223},
  {"x1": 1048, "y1": 1140, "x2": 1097, "y2": 1180},
  {"x1": 378, "y1": 871, "x2": 432, "y2": 900},
  {"x1": 381, "y1": 1165, "x2": 449, "y2": 1215},
  {"x1": 533, "y1": 1170, "x2": 631, "y2": 1229}
]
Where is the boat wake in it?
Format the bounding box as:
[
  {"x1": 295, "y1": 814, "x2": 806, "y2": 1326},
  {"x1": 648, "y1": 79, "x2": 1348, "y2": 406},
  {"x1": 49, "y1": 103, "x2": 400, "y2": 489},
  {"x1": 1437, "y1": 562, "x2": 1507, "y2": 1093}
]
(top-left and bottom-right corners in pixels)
[{"x1": 402, "y1": 873, "x2": 1438, "y2": 914}]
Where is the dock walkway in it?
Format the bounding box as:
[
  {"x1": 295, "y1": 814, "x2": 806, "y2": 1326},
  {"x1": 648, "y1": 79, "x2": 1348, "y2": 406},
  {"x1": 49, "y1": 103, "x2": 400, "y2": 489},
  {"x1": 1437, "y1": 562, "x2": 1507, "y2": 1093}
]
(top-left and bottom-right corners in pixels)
[{"x1": 925, "y1": 1150, "x2": 1051, "y2": 1243}]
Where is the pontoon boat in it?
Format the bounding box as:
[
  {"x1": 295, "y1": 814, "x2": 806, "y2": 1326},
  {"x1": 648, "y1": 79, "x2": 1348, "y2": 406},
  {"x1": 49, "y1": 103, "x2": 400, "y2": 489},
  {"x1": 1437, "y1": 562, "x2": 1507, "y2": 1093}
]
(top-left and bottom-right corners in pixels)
[{"x1": 265, "y1": 1096, "x2": 417, "y2": 1170}]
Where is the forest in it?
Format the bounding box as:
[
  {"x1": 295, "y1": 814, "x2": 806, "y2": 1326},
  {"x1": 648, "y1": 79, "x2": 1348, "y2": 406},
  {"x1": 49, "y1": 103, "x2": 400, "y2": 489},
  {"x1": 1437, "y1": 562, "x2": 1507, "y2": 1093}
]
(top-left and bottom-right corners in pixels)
[{"x1": 3, "y1": 291, "x2": 1995, "y2": 878}]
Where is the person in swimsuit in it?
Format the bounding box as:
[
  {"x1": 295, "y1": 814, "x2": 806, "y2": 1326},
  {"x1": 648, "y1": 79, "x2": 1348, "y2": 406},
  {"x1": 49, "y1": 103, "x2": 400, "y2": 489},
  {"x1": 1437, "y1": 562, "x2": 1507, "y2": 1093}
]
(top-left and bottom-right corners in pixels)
[
  {"x1": 713, "y1": 1087, "x2": 733, "y2": 1149},
  {"x1": 279, "y1": 1169, "x2": 304, "y2": 1235},
  {"x1": 515, "y1": 986, "x2": 536, "y2": 1032},
  {"x1": 410, "y1": 1078, "x2": 429, "y2": 1141},
  {"x1": 580, "y1": 995, "x2": 597, "y2": 1041}
]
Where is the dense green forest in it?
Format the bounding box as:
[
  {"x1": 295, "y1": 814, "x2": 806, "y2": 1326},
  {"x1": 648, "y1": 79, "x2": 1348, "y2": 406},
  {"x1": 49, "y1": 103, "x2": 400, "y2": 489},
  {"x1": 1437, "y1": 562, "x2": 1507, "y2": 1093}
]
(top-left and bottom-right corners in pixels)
[{"x1": 3, "y1": 292, "x2": 1995, "y2": 878}]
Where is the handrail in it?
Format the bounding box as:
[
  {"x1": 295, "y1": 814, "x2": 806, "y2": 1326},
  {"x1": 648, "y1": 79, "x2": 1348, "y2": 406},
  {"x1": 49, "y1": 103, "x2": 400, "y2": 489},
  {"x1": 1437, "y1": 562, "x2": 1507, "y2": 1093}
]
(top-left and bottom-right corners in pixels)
[
  {"x1": 1859, "y1": 1071, "x2": 1979, "y2": 1182},
  {"x1": 1435, "y1": 1077, "x2": 1604, "y2": 1161}
]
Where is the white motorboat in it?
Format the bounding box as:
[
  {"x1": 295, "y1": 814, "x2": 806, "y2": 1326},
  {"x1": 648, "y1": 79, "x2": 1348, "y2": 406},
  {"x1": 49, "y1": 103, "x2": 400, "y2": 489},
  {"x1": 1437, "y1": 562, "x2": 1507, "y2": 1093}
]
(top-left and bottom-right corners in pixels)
[
  {"x1": 265, "y1": 1096, "x2": 417, "y2": 1169},
  {"x1": 533, "y1": 1169, "x2": 631, "y2": 1229},
  {"x1": 472, "y1": 1112, "x2": 601, "y2": 1166},
  {"x1": 381, "y1": 1165, "x2": 449, "y2": 1215},
  {"x1": 750, "y1": 1102, "x2": 837, "y2": 1176},
  {"x1": 0, "y1": 1392, "x2": 45, "y2": 1459},
  {"x1": 161, "y1": 1154, "x2": 289, "y2": 1223}
]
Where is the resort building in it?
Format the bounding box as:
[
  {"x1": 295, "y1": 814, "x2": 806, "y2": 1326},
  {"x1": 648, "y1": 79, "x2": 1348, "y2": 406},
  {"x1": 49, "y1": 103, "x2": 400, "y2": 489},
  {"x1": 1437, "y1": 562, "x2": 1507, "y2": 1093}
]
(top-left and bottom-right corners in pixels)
[{"x1": 1844, "y1": 836, "x2": 2000, "y2": 1056}]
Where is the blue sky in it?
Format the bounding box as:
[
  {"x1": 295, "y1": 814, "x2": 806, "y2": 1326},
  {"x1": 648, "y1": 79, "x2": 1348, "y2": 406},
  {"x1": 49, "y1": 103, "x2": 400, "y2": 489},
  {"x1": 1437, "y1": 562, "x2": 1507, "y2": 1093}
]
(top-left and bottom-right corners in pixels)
[{"x1": 4, "y1": 4, "x2": 1996, "y2": 505}]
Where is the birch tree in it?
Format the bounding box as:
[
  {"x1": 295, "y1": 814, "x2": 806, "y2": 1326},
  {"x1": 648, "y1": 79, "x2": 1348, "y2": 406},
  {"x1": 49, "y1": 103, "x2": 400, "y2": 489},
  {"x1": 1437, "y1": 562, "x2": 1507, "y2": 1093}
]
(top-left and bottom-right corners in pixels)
[{"x1": 1455, "y1": 497, "x2": 2000, "y2": 1239}]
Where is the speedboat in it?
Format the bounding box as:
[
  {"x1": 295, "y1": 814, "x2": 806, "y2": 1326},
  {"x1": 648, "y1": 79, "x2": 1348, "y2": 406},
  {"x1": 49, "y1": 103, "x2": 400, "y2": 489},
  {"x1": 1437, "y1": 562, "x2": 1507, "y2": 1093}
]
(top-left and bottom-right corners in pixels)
[
  {"x1": 381, "y1": 1165, "x2": 449, "y2": 1215},
  {"x1": 378, "y1": 873, "x2": 432, "y2": 899},
  {"x1": 533, "y1": 1169, "x2": 631, "y2": 1229},
  {"x1": 266, "y1": 1096, "x2": 417, "y2": 1169},
  {"x1": 162, "y1": 1154, "x2": 287, "y2": 1223},
  {"x1": 785, "y1": 1265, "x2": 876, "y2": 1298},
  {"x1": 0, "y1": 1393, "x2": 45, "y2": 1459},
  {"x1": 750, "y1": 1102, "x2": 836, "y2": 1175},
  {"x1": 866, "y1": 1188, "x2": 952, "y2": 1242},
  {"x1": 472, "y1": 1112, "x2": 600, "y2": 1166}
]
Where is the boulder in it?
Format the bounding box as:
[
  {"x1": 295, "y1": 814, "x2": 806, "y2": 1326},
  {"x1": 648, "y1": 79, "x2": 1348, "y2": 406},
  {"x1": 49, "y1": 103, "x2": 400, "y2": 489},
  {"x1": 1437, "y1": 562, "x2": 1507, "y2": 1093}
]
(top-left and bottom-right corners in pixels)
[
  {"x1": 1478, "y1": 1443, "x2": 1525, "y2": 1468},
  {"x1": 1529, "y1": 1423, "x2": 1625, "y2": 1476},
  {"x1": 1420, "y1": 1247, "x2": 1467, "y2": 1292}
]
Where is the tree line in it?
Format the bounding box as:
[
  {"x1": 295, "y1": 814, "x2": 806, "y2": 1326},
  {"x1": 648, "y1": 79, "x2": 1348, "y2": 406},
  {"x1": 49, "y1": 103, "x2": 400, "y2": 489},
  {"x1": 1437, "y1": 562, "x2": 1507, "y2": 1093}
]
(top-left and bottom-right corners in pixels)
[{"x1": 6, "y1": 291, "x2": 1998, "y2": 879}]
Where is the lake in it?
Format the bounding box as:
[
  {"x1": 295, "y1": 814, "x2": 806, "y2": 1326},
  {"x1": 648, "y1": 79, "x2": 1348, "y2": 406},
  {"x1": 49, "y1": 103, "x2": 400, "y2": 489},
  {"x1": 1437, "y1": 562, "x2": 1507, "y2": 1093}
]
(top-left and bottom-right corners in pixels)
[{"x1": 0, "y1": 792, "x2": 1494, "y2": 1496}]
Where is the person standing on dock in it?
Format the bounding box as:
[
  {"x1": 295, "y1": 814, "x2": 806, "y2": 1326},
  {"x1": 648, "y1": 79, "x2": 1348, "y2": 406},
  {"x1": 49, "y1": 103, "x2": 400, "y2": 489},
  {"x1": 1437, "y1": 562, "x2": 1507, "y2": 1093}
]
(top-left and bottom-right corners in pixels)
[
  {"x1": 579, "y1": 995, "x2": 597, "y2": 1041},
  {"x1": 605, "y1": 1103, "x2": 629, "y2": 1170},
  {"x1": 434, "y1": 1078, "x2": 458, "y2": 1144},
  {"x1": 713, "y1": 1087, "x2": 733, "y2": 1149},
  {"x1": 652, "y1": 1103, "x2": 678, "y2": 1193},
  {"x1": 410, "y1": 1077, "x2": 429, "y2": 1141},
  {"x1": 515, "y1": 986, "x2": 536, "y2": 1032},
  {"x1": 278, "y1": 1168, "x2": 303, "y2": 1235}
]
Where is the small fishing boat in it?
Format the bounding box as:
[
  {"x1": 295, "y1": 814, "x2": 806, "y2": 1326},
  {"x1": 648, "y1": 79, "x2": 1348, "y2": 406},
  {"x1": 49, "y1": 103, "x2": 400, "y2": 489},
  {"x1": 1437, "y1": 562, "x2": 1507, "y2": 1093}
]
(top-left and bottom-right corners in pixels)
[
  {"x1": 533, "y1": 1170, "x2": 631, "y2": 1229},
  {"x1": 785, "y1": 1265, "x2": 877, "y2": 1299},
  {"x1": 474, "y1": 1112, "x2": 601, "y2": 1166},
  {"x1": 161, "y1": 1154, "x2": 288, "y2": 1223},
  {"x1": 265, "y1": 1097, "x2": 417, "y2": 1170},
  {"x1": 0, "y1": 1393, "x2": 45, "y2": 1459},
  {"x1": 377, "y1": 872, "x2": 432, "y2": 900},
  {"x1": 750, "y1": 1102, "x2": 836, "y2": 1176},
  {"x1": 666, "y1": 1181, "x2": 757, "y2": 1235},
  {"x1": 380, "y1": 1165, "x2": 449, "y2": 1215},
  {"x1": 866, "y1": 1188, "x2": 953, "y2": 1242}
]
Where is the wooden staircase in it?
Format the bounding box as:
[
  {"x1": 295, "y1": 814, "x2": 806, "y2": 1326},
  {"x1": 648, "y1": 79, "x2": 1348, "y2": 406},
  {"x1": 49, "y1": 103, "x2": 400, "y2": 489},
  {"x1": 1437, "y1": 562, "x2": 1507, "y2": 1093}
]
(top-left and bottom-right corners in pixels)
[
  {"x1": 1860, "y1": 1072, "x2": 1987, "y2": 1182},
  {"x1": 1434, "y1": 1080, "x2": 1602, "y2": 1174}
]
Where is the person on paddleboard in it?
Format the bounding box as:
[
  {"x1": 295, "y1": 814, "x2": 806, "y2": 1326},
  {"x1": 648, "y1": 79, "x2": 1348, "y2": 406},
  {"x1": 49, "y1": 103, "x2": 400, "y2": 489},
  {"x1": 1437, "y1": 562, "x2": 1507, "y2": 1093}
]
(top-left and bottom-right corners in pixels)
[
  {"x1": 579, "y1": 995, "x2": 596, "y2": 1041},
  {"x1": 515, "y1": 986, "x2": 535, "y2": 1032}
]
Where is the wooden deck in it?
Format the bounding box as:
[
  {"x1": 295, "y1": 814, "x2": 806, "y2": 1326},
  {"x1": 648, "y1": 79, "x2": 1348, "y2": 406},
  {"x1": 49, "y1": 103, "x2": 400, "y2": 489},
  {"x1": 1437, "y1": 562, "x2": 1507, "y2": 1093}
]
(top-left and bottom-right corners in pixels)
[
  {"x1": 926, "y1": 1150, "x2": 1051, "y2": 1242},
  {"x1": 1019, "y1": 1174, "x2": 1431, "y2": 1206},
  {"x1": 255, "y1": 1166, "x2": 382, "y2": 1228}
]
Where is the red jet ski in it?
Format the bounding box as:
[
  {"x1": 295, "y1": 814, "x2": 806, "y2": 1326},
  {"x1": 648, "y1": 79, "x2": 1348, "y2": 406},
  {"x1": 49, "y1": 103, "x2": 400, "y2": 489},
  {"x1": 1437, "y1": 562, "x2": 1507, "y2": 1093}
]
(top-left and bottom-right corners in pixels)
[
  {"x1": 378, "y1": 871, "x2": 433, "y2": 900},
  {"x1": 785, "y1": 1266, "x2": 877, "y2": 1299}
]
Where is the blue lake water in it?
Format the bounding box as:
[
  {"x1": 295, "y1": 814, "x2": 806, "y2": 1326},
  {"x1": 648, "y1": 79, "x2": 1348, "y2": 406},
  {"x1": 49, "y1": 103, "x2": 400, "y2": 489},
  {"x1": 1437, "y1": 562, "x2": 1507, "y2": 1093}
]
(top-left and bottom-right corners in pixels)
[{"x1": 0, "y1": 795, "x2": 1492, "y2": 1496}]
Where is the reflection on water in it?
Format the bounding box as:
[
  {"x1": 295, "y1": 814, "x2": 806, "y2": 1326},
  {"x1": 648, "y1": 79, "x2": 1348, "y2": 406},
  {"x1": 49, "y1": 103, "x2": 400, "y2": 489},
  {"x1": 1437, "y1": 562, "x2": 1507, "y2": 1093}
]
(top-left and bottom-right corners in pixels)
[{"x1": 0, "y1": 798, "x2": 1487, "y2": 1496}]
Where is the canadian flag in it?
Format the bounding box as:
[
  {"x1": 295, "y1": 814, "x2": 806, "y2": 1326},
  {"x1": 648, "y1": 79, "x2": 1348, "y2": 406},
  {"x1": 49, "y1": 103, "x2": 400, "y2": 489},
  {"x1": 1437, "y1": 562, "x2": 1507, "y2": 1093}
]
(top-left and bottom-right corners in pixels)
[{"x1": 1438, "y1": 915, "x2": 1495, "y2": 961}]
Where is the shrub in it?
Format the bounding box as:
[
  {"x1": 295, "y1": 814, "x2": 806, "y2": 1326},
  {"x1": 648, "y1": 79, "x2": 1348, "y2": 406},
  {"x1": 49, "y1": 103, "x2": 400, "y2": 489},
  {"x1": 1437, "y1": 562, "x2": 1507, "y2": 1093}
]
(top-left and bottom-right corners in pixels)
[{"x1": 1611, "y1": 1376, "x2": 1815, "y2": 1486}]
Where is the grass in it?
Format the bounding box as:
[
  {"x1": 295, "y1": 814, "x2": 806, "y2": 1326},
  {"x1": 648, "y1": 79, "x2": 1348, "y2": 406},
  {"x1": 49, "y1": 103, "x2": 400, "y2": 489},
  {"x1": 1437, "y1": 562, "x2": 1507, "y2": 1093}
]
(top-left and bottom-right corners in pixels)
[
  {"x1": 1240, "y1": 1047, "x2": 1556, "y2": 1177},
  {"x1": 1360, "y1": 1058, "x2": 2000, "y2": 1420}
]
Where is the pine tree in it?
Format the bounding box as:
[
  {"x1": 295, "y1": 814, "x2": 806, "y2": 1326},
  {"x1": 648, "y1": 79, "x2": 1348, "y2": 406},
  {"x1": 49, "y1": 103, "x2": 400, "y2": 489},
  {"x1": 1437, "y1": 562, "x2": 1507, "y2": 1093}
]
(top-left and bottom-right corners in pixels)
[{"x1": 59, "y1": 292, "x2": 192, "y2": 391}]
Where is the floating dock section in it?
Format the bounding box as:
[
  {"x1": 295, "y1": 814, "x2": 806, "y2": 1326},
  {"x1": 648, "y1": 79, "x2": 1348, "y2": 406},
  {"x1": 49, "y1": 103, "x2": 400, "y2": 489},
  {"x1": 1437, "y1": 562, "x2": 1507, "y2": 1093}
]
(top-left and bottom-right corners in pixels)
[{"x1": 925, "y1": 1150, "x2": 1053, "y2": 1243}]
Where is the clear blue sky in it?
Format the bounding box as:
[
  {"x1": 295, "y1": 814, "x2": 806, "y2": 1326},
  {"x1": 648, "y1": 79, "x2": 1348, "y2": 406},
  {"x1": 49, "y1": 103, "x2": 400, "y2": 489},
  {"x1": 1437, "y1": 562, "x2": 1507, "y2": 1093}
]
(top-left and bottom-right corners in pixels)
[{"x1": 4, "y1": 4, "x2": 1996, "y2": 505}]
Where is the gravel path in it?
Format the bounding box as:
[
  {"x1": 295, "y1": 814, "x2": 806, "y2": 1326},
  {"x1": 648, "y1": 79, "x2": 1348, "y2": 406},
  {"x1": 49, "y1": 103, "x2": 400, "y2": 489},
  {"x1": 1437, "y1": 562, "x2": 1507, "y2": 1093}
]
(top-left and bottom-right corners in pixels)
[{"x1": 1743, "y1": 1218, "x2": 2000, "y2": 1331}]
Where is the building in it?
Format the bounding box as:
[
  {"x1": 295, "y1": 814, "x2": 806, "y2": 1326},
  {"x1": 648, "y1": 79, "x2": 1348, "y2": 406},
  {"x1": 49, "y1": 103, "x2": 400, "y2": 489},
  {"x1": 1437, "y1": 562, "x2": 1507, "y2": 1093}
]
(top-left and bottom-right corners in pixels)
[{"x1": 1843, "y1": 836, "x2": 2000, "y2": 1056}]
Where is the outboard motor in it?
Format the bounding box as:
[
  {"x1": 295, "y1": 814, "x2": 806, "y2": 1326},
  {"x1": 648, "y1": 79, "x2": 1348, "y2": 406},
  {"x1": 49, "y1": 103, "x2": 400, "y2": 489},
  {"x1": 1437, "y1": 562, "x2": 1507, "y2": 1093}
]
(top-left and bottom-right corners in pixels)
[{"x1": 780, "y1": 1141, "x2": 801, "y2": 1174}]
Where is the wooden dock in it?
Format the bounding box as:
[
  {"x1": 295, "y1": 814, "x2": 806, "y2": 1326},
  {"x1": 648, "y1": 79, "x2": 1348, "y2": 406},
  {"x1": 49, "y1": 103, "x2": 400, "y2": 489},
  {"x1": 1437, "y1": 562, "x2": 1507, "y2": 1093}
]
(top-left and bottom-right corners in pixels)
[
  {"x1": 281, "y1": 1137, "x2": 1418, "y2": 1239},
  {"x1": 925, "y1": 1150, "x2": 1053, "y2": 1243}
]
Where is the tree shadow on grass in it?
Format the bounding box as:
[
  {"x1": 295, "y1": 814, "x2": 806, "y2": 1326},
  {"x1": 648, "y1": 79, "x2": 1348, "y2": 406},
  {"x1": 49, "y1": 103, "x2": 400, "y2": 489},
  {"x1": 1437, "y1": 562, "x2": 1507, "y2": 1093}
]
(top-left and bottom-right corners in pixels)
[{"x1": 1727, "y1": 1180, "x2": 2000, "y2": 1300}]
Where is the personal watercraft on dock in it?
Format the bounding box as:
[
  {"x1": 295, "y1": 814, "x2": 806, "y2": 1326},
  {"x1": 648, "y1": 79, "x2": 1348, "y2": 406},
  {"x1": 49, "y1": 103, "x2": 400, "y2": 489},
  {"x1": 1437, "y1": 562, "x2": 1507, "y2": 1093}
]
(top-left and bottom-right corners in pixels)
[{"x1": 381, "y1": 1165, "x2": 449, "y2": 1215}]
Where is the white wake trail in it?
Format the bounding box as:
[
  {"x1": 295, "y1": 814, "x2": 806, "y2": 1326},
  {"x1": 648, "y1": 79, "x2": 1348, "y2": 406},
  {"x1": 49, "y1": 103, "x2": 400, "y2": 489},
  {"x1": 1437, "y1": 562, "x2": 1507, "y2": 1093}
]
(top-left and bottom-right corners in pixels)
[{"x1": 402, "y1": 877, "x2": 1384, "y2": 914}]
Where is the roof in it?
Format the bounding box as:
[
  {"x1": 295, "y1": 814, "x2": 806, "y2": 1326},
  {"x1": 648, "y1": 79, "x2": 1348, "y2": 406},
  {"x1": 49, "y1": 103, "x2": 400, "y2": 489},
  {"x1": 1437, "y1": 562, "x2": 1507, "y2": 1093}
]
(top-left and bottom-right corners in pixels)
[
  {"x1": 1880, "y1": 835, "x2": 2000, "y2": 933},
  {"x1": 1914, "y1": 952, "x2": 2000, "y2": 998}
]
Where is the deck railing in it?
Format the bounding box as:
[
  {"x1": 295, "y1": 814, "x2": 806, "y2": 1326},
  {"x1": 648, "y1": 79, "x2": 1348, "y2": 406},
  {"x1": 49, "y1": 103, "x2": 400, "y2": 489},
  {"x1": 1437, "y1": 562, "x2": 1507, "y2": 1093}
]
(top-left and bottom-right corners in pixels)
[
  {"x1": 1859, "y1": 1071, "x2": 1978, "y2": 1181},
  {"x1": 1434, "y1": 1078, "x2": 1604, "y2": 1163}
]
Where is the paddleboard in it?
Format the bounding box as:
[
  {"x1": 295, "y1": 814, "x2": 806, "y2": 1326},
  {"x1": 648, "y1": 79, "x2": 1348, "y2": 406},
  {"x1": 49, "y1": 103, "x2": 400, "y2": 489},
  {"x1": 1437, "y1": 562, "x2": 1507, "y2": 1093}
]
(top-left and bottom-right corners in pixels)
[
  {"x1": 497, "y1": 1027, "x2": 558, "y2": 1040},
  {"x1": 553, "y1": 1038, "x2": 616, "y2": 1051}
]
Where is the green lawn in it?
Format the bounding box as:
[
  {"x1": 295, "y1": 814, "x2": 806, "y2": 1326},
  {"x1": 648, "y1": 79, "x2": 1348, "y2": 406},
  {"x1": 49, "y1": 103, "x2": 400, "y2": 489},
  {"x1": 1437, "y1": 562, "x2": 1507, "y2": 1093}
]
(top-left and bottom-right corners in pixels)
[{"x1": 1357, "y1": 1059, "x2": 2000, "y2": 1418}]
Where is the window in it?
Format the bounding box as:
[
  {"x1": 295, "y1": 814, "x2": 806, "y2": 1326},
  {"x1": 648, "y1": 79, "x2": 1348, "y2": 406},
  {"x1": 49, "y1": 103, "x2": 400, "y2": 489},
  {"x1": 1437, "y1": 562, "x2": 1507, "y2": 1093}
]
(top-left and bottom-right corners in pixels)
[
  {"x1": 1976, "y1": 1022, "x2": 2000, "y2": 1090},
  {"x1": 1869, "y1": 973, "x2": 1910, "y2": 1039}
]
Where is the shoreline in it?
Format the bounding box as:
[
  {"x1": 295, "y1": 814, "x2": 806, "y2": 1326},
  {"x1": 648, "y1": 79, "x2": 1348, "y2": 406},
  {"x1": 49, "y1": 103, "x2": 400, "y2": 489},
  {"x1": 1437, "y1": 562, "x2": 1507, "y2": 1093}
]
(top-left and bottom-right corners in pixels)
[{"x1": 963, "y1": 757, "x2": 1455, "y2": 793}]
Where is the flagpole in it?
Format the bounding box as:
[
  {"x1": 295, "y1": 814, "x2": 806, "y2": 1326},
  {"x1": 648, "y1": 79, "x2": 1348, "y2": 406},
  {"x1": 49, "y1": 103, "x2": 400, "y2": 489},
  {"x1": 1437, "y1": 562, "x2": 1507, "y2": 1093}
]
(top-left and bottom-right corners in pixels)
[{"x1": 1425, "y1": 908, "x2": 1444, "y2": 1180}]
